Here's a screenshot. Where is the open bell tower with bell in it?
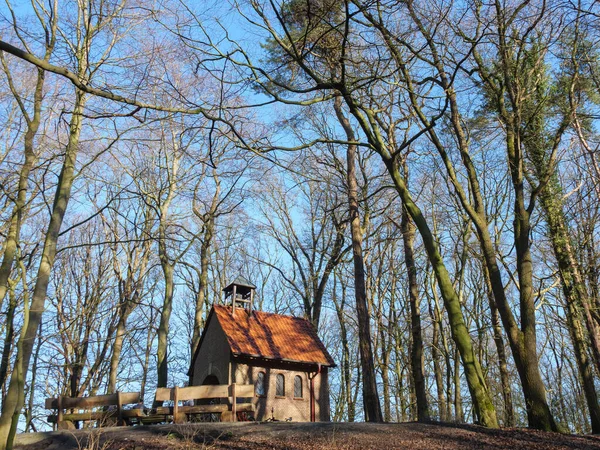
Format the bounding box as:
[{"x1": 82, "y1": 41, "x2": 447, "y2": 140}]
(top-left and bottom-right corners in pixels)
[{"x1": 223, "y1": 276, "x2": 256, "y2": 315}]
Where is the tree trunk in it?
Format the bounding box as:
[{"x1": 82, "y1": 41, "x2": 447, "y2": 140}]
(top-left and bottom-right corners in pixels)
[
  {"x1": 189, "y1": 218, "x2": 214, "y2": 378},
  {"x1": 428, "y1": 283, "x2": 447, "y2": 422},
  {"x1": 380, "y1": 157, "x2": 498, "y2": 428},
  {"x1": 0, "y1": 61, "x2": 47, "y2": 310},
  {"x1": 0, "y1": 285, "x2": 17, "y2": 394},
  {"x1": 156, "y1": 260, "x2": 174, "y2": 392},
  {"x1": 25, "y1": 320, "x2": 42, "y2": 433},
  {"x1": 379, "y1": 325, "x2": 391, "y2": 421},
  {"x1": 536, "y1": 177, "x2": 600, "y2": 433},
  {"x1": 482, "y1": 263, "x2": 515, "y2": 427},
  {"x1": 334, "y1": 96, "x2": 382, "y2": 422},
  {"x1": 454, "y1": 347, "x2": 464, "y2": 423},
  {"x1": 107, "y1": 305, "x2": 133, "y2": 394},
  {"x1": 400, "y1": 200, "x2": 430, "y2": 422},
  {"x1": 107, "y1": 207, "x2": 152, "y2": 394},
  {"x1": 367, "y1": 3, "x2": 555, "y2": 430},
  {"x1": 333, "y1": 275, "x2": 354, "y2": 421},
  {"x1": 585, "y1": 241, "x2": 600, "y2": 350},
  {"x1": 140, "y1": 310, "x2": 156, "y2": 401},
  {"x1": 337, "y1": 68, "x2": 497, "y2": 425},
  {"x1": 432, "y1": 312, "x2": 446, "y2": 421},
  {"x1": 0, "y1": 90, "x2": 85, "y2": 450},
  {"x1": 347, "y1": 137, "x2": 382, "y2": 422},
  {"x1": 492, "y1": 126, "x2": 557, "y2": 432}
]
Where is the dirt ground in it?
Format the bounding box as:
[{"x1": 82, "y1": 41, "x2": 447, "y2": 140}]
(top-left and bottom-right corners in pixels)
[{"x1": 13, "y1": 421, "x2": 600, "y2": 450}]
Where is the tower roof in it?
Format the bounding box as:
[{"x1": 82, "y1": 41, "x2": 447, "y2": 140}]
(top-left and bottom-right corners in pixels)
[{"x1": 223, "y1": 276, "x2": 256, "y2": 292}]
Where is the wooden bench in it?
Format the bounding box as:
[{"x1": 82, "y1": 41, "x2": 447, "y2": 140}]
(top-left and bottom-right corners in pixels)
[
  {"x1": 46, "y1": 392, "x2": 143, "y2": 429},
  {"x1": 154, "y1": 383, "x2": 254, "y2": 423}
]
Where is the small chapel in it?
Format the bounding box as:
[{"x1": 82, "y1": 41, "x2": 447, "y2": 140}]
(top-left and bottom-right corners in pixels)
[{"x1": 188, "y1": 277, "x2": 335, "y2": 422}]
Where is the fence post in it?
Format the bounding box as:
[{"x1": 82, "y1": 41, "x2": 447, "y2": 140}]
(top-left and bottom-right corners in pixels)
[
  {"x1": 173, "y1": 386, "x2": 180, "y2": 423},
  {"x1": 117, "y1": 391, "x2": 123, "y2": 426},
  {"x1": 57, "y1": 395, "x2": 63, "y2": 429},
  {"x1": 231, "y1": 383, "x2": 236, "y2": 422}
]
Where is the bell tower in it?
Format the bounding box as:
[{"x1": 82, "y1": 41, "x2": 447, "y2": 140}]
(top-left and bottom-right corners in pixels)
[{"x1": 223, "y1": 276, "x2": 256, "y2": 314}]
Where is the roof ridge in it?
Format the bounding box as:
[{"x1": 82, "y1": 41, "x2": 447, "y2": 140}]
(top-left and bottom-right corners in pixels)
[{"x1": 214, "y1": 303, "x2": 310, "y2": 323}]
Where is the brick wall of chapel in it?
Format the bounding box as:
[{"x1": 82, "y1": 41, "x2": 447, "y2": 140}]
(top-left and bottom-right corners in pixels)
[{"x1": 233, "y1": 362, "x2": 330, "y2": 422}]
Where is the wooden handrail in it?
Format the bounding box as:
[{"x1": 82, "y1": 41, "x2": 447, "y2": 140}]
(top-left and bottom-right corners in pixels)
[
  {"x1": 45, "y1": 392, "x2": 140, "y2": 410},
  {"x1": 45, "y1": 391, "x2": 142, "y2": 429},
  {"x1": 155, "y1": 383, "x2": 254, "y2": 402},
  {"x1": 156, "y1": 383, "x2": 254, "y2": 423}
]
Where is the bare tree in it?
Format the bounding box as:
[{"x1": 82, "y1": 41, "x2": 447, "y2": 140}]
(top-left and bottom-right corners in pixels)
[{"x1": 0, "y1": 1, "x2": 148, "y2": 445}]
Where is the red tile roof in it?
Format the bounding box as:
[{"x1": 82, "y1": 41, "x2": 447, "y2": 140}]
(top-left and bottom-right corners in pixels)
[{"x1": 212, "y1": 305, "x2": 335, "y2": 367}]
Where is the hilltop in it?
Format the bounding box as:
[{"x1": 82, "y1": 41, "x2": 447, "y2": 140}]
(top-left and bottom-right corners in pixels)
[{"x1": 13, "y1": 422, "x2": 600, "y2": 450}]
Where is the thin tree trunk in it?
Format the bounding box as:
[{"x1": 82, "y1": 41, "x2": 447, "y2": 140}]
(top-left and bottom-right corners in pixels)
[
  {"x1": 153, "y1": 132, "x2": 182, "y2": 398},
  {"x1": 535, "y1": 178, "x2": 600, "y2": 433},
  {"x1": 427, "y1": 271, "x2": 447, "y2": 422},
  {"x1": 482, "y1": 263, "x2": 515, "y2": 427},
  {"x1": 0, "y1": 284, "x2": 17, "y2": 394},
  {"x1": 156, "y1": 260, "x2": 174, "y2": 392},
  {"x1": 0, "y1": 90, "x2": 85, "y2": 449},
  {"x1": 107, "y1": 207, "x2": 152, "y2": 394},
  {"x1": 400, "y1": 199, "x2": 430, "y2": 422},
  {"x1": 107, "y1": 306, "x2": 133, "y2": 393},
  {"x1": 454, "y1": 347, "x2": 464, "y2": 423},
  {"x1": 189, "y1": 175, "x2": 220, "y2": 364},
  {"x1": 379, "y1": 325, "x2": 391, "y2": 421},
  {"x1": 140, "y1": 310, "x2": 155, "y2": 402},
  {"x1": 333, "y1": 273, "x2": 354, "y2": 421},
  {"x1": 189, "y1": 222, "x2": 214, "y2": 381},
  {"x1": 431, "y1": 307, "x2": 446, "y2": 421},
  {"x1": 25, "y1": 320, "x2": 42, "y2": 433},
  {"x1": 550, "y1": 338, "x2": 568, "y2": 427},
  {"x1": 379, "y1": 157, "x2": 497, "y2": 427},
  {"x1": 585, "y1": 240, "x2": 600, "y2": 344},
  {"x1": 190, "y1": 241, "x2": 209, "y2": 363},
  {"x1": 0, "y1": 58, "x2": 49, "y2": 311},
  {"x1": 394, "y1": 343, "x2": 407, "y2": 422},
  {"x1": 563, "y1": 288, "x2": 600, "y2": 432},
  {"x1": 334, "y1": 95, "x2": 382, "y2": 422},
  {"x1": 361, "y1": 4, "x2": 550, "y2": 430}
]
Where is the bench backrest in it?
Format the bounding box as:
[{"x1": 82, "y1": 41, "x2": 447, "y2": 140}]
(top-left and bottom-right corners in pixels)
[
  {"x1": 45, "y1": 392, "x2": 141, "y2": 410},
  {"x1": 155, "y1": 384, "x2": 254, "y2": 402}
]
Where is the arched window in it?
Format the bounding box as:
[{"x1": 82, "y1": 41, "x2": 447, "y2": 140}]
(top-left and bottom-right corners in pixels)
[
  {"x1": 276, "y1": 373, "x2": 285, "y2": 396},
  {"x1": 294, "y1": 375, "x2": 303, "y2": 398},
  {"x1": 255, "y1": 371, "x2": 266, "y2": 396}
]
